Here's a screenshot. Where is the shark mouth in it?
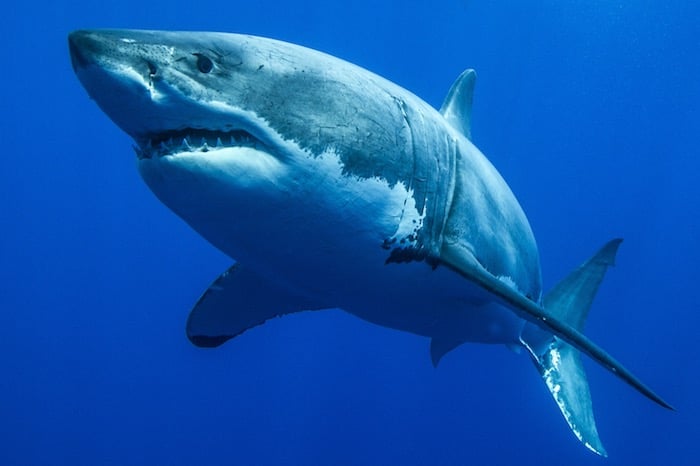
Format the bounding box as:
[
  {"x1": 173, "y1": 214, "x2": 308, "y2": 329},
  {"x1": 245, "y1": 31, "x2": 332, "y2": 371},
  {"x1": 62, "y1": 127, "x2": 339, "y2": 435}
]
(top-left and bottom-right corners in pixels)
[{"x1": 134, "y1": 128, "x2": 263, "y2": 160}]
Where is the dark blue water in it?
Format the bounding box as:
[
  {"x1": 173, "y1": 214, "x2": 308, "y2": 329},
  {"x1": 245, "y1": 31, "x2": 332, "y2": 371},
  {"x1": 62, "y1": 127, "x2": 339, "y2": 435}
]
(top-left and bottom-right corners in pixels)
[{"x1": 3, "y1": 1, "x2": 698, "y2": 464}]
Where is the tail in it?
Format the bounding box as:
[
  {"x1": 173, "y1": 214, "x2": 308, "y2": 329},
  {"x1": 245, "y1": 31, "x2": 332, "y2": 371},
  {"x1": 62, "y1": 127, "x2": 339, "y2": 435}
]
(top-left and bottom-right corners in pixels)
[{"x1": 519, "y1": 239, "x2": 624, "y2": 456}]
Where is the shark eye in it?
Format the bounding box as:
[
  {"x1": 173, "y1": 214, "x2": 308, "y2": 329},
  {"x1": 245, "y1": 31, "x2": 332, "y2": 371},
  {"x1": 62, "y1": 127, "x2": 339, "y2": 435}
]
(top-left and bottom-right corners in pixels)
[
  {"x1": 146, "y1": 61, "x2": 157, "y2": 76},
  {"x1": 194, "y1": 53, "x2": 213, "y2": 73}
]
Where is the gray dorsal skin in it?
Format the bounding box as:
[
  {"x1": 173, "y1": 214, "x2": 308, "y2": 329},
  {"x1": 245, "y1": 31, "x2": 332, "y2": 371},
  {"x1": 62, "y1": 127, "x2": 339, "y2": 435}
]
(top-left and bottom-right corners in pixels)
[
  {"x1": 439, "y1": 69, "x2": 476, "y2": 140},
  {"x1": 68, "y1": 29, "x2": 672, "y2": 456}
]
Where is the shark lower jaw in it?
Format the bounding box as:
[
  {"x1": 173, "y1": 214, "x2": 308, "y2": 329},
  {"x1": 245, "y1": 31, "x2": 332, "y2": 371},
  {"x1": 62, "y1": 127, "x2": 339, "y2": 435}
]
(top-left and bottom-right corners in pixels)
[{"x1": 133, "y1": 127, "x2": 268, "y2": 160}]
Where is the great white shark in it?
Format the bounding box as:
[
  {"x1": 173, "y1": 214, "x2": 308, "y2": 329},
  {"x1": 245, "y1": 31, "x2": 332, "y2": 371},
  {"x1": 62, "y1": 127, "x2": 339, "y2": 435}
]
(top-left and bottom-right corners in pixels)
[{"x1": 68, "y1": 29, "x2": 671, "y2": 455}]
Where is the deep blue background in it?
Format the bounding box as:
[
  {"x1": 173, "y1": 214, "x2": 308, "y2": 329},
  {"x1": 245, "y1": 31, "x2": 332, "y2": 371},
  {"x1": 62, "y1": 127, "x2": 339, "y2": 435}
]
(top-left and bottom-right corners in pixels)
[{"x1": 2, "y1": 1, "x2": 698, "y2": 464}]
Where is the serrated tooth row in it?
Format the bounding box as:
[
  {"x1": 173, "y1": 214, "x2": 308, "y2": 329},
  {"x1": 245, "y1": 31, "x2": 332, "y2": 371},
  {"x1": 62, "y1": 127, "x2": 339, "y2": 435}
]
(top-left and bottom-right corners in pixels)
[{"x1": 137, "y1": 130, "x2": 260, "y2": 158}]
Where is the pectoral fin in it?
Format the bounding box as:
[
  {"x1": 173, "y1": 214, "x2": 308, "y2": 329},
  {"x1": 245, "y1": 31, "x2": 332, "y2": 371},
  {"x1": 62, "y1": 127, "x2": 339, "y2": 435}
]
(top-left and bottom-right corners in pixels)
[{"x1": 187, "y1": 264, "x2": 326, "y2": 347}]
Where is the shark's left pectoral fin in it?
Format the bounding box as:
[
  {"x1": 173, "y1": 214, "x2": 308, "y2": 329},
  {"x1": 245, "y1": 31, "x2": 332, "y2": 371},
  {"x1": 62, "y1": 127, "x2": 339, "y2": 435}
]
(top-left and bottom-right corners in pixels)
[{"x1": 187, "y1": 264, "x2": 326, "y2": 347}]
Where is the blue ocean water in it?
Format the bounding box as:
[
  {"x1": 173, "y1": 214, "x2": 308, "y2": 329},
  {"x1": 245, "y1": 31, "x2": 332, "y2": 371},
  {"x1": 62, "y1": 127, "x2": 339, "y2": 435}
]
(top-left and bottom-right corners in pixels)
[{"x1": 2, "y1": 1, "x2": 698, "y2": 464}]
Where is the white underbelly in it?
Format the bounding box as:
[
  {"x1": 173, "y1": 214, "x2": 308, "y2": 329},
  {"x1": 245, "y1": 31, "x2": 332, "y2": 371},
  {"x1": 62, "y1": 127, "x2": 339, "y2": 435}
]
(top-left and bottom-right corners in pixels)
[{"x1": 139, "y1": 149, "x2": 526, "y2": 345}]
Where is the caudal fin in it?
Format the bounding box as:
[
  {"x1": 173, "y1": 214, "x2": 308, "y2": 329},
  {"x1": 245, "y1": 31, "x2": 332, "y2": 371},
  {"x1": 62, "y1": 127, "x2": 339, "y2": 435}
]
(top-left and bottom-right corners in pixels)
[{"x1": 520, "y1": 239, "x2": 624, "y2": 456}]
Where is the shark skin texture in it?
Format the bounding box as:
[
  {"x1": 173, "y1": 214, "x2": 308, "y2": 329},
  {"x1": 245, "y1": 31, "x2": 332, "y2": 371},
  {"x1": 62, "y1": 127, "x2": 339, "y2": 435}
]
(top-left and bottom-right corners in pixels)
[{"x1": 69, "y1": 29, "x2": 672, "y2": 456}]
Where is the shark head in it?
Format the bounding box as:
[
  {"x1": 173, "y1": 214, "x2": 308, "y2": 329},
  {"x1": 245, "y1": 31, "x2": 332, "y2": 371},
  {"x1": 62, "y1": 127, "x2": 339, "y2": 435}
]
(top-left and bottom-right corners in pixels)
[
  {"x1": 69, "y1": 29, "x2": 307, "y2": 163},
  {"x1": 68, "y1": 29, "x2": 452, "y2": 277}
]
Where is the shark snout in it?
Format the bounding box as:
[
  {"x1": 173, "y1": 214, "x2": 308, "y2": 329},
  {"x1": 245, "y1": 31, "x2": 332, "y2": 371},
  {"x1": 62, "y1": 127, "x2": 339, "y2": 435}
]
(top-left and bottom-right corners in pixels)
[{"x1": 68, "y1": 30, "x2": 98, "y2": 72}]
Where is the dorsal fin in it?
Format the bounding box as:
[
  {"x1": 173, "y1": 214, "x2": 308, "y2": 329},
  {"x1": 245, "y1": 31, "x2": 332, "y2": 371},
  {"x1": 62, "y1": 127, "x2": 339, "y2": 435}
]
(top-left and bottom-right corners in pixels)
[{"x1": 439, "y1": 69, "x2": 476, "y2": 140}]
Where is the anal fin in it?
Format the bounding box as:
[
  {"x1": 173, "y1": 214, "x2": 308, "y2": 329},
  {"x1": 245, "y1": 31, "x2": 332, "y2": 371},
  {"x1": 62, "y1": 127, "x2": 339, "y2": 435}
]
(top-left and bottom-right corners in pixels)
[{"x1": 187, "y1": 264, "x2": 326, "y2": 347}]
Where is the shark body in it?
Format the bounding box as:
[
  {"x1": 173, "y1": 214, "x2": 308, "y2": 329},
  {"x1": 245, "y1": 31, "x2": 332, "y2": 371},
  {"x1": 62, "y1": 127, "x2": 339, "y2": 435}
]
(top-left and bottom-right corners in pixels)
[{"x1": 69, "y1": 29, "x2": 671, "y2": 455}]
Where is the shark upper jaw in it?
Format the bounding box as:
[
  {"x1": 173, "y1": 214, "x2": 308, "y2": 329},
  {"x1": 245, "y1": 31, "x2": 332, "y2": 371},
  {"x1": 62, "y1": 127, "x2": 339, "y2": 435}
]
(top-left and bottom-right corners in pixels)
[
  {"x1": 68, "y1": 30, "x2": 279, "y2": 163},
  {"x1": 96, "y1": 85, "x2": 277, "y2": 163},
  {"x1": 132, "y1": 127, "x2": 265, "y2": 160}
]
